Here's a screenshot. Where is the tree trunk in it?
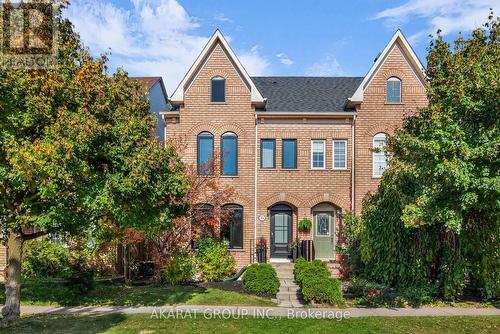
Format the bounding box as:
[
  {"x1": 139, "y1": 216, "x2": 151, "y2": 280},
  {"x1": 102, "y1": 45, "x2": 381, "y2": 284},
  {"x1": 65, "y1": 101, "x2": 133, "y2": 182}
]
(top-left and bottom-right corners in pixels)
[{"x1": 1, "y1": 232, "x2": 23, "y2": 321}]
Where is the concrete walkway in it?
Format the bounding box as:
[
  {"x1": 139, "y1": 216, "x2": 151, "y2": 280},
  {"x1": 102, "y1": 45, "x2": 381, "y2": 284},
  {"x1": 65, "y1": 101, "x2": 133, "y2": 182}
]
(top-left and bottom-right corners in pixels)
[{"x1": 18, "y1": 305, "x2": 500, "y2": 319}]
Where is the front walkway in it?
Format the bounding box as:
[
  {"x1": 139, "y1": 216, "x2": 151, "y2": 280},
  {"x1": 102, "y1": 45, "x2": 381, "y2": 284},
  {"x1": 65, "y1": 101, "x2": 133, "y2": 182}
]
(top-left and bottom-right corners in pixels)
[{"x1": 18, "y1": 305, "x2": 500, "y2": 318}]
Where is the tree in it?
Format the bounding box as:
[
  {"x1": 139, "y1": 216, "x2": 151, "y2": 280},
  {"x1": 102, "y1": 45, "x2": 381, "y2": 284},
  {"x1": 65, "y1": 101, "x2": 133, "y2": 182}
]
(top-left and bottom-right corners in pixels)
[
  {"x1": 0, "y1": 2, "x2": 189, "y2": 320},
  {"x1": 357, "y1": 14, "x2": 499, "y2": 299}
]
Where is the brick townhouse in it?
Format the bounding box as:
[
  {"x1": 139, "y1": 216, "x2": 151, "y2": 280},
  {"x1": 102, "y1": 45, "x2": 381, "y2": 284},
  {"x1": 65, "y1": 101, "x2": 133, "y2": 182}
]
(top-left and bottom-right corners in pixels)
[
  {"x1": 164, "y1": 29, "x2": 427, "y2": 267},
  {"x1": 0, "y1": 29, "x2": 427, "y2": 280}
]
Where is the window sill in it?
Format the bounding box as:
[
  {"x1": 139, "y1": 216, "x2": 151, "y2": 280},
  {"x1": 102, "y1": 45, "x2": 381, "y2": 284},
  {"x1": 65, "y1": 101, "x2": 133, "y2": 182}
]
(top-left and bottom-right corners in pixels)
[
  {"x1": 333, "y1": 168, "x2": 349, "y2": 171},
  {"x1": 372, "y1": 175, "x2": 382, "y2": 179},
  {"x1": 385, "y1": 102, "x2": 404, "y2": 105},
  {"x1": 210, "y1": 102, "x2": 227, "y2": 105},
  {"x1": 220, "y1": 175, "x2": 238, "y2": 178},
  {"x1": 310, "y1": 168, "x2": 327, "y2": 171},
  {"x1": 228, "y1": 248, "x2": 245, "y2": 252}
]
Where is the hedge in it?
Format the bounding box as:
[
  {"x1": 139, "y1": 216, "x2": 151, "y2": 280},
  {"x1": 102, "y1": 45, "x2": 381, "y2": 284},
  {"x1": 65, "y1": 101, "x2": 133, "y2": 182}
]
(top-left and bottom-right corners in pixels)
[
  {"x1": 294, "y1": 257, "x2": 345, "y2": 306},
  {"x1": 242, "y1": 264, "x2": 280, "y2": 295}
]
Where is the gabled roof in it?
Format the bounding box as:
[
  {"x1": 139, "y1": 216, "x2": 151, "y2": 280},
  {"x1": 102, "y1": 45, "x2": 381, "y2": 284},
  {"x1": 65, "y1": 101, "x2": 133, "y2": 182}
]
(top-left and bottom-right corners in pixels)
[
  {"x1": 252, "y1": 77, "x2": 363, "y2": 112},
  {"x1": 348, "y1": 29, "x2": 426, "y2": 106},
  {"x1": 170, "y1": 30, "x2": 265, "y2": 105},
  {"x1": 130, "y1": 76, "x2": 169, "y2": 103}
]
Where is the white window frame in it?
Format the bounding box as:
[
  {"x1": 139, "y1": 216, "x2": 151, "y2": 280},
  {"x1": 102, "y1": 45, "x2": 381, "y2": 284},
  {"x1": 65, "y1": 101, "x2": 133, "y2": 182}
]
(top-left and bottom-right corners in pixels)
[
  {"x1": 311, "y1": 140, "x2": 326, "y2": 169},
  {"x1": 373, "y1": 133, "x2": 388, "y2": 178},
  {"x1": 332, "y1": 140, "x2": 347, "y2": 170},
  {"x1": 386, "y1": 77, "x2": 401, "y2": 103}
]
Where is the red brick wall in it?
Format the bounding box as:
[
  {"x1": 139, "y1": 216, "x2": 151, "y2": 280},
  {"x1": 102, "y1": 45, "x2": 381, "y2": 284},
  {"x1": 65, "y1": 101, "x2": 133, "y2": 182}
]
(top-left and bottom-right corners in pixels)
[{"x1": 354, "y1": 41, "x2": 428, "y2": 215}]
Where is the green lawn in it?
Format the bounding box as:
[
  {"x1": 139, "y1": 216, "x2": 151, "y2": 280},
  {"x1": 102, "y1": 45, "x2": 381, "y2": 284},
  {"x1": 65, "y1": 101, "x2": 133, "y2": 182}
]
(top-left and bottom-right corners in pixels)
[
  {"x1": 1, "y1": 314, "x2": 498, "y2": 334},
  {"x1": 0, "y1": 281, "x2": 275, "y2": 307}
]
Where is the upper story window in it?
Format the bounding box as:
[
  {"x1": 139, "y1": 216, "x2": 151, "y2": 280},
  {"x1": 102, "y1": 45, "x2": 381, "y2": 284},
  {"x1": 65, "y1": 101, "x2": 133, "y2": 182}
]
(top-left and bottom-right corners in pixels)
[
  {"x1": 197, "y1": 132, "x2": 214, "y2": 175},
  {"x1": 333, "y1": 140, "x2": 347, "y2": 169},
  {"x1": 261, "y1": 139, "x2": 275, "y2": 168},
  {"x1": 373, "y1": 133, "x2": 388, "y2": 177},
  {"x1": 386, "y1": 77, "x2": 401, "y2": 103},
  {"x1": 282, "y1": 139, "x2": 297, "y2": 169},
  {"x1": 221, "y1": 132, "x2": 237, "y2": 176},
  {"x1": 220, "y1": 204, "x2": 243, "y2": 249},
  {"x1": 211, "y1": 76, "x2": 225, "y2": 103},
  {"x1": 311, "y1": 140, "x2": 326, "y2": 169}
]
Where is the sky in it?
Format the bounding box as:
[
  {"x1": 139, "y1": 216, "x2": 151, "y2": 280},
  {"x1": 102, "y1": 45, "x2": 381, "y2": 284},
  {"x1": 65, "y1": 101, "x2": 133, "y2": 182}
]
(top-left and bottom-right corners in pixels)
[{"x1": 64, "y1": 0, "x2": 498, "y2": 93}]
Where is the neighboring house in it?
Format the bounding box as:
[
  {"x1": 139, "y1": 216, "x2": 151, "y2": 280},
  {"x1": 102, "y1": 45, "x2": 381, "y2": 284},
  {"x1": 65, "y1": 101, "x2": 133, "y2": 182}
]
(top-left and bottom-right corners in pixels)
[
  {"x1": 164, "y1": 30, "x2": 427, "y2": 267},
  {"x1": 130, "y1": 76, "x2": 170, "y2": 140}
]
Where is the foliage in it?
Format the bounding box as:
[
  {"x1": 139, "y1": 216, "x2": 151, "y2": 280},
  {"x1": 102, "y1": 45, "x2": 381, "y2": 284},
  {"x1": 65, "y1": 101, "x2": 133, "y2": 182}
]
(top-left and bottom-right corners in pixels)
[
  {"x1": 337, "y1": 212, "x2": 364, "y2": 277},
  {"x1": 64, "y1": 256, "x2": 95, "y2": 295},
  {"x1": 196, "y1": 238, "x2": 235, "y2": 282},
  {"x1": 352, "y1": 15, "x2": 500, "y2": 300},
  {"x1": 0, "y1": 0, "x2": 190, "y2": 318},
  {"x1": 298, "y1": 218, "x2": 312, "y2": 231},
  {"x1": 162, "y1": 251, "x2": 196, "y2": 286},
  {"x1": 294, "y1": 259, "x2": 330, "y2": 287},
  {"x1": 242, "y1": 264, "x2": 280, "y2": 295},
  {"x1": 301, "y1": 276, "x2": 344, "y2": 306},
  {"x1": 22, "y1": 239, "x2": 71, "y2": 278}
]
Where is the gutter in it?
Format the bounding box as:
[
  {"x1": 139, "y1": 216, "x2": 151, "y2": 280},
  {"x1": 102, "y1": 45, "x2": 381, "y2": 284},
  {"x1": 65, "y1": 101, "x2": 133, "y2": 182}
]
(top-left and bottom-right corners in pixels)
[
  {"x1": 256, "y1": 111, "x2": 357, "y2": 117},
  {"x1": 351, "y1": 115, "x2": 356, "y2": 213},
  {"x1": 253, "y1": 113, "x2": 258, "y2": 261}
]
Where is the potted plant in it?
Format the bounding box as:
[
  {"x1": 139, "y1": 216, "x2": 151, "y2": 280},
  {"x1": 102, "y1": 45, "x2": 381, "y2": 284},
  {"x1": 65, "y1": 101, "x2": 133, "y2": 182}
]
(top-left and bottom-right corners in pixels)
[
  {"x1": 289, "y1": 239, "x2": 302, "y2": 261},
  {"x1": 255, "y1": 237, "x2": 267, "y2": 263},
  {"x1": 298, "y1": 218, "x2": 312, "y2": 232}
]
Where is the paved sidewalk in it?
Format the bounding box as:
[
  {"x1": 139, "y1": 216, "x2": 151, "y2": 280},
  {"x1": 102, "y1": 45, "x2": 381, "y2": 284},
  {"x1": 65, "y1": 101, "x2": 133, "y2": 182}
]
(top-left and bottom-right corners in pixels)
[{"x1": 19, "y1": 305, "x2": 500, "y2": 318}]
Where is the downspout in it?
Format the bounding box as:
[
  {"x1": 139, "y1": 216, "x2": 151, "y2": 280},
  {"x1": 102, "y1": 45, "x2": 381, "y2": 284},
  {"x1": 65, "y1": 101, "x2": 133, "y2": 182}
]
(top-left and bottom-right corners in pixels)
[
  {"x1": 254, "y1": 113, "x2": 258, "y2": 261},
  {"x1": 351, "y1": 115, "x2": 356, "y2": 213}
]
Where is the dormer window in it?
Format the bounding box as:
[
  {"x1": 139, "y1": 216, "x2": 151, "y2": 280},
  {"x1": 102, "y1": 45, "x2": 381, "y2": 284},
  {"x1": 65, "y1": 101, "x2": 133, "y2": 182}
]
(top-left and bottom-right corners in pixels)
[
  {"x1": 211, "y1": 76, "x2": 225, "y2": 102},
  {"x1": 386, "y1": 77, "x2": 401, "y2": 103}
]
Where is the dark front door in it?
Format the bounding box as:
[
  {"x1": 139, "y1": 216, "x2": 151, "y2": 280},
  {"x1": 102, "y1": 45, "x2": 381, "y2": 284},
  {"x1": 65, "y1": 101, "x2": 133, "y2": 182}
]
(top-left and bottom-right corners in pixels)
[{"x1": 270, "y1": 205, "x2": 292, "y2": 258}]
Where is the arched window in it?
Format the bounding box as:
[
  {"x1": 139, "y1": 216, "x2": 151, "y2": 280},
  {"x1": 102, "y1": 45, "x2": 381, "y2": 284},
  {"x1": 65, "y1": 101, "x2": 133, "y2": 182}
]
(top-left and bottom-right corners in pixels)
[
  {"x1": 191, "y1": 204, "x2": 215, "y2": 249},
  {"x1": 373, "y1": 133, "x2": 388, "y2": 177},
  {"x1": 197, "y1": 132, "x2": 214, "y2": 175},
  {"x1": 386, "y1": 77, "x2": 401, "y2": 103},
  {"x1": 221, "y1": 132, "x2": 237, "y2": 176},
  {"x1": 211, "y1": 76, "x2": 225, "y2": 102},
  {"x1": 221, "y1": 204, "x2": 243, "y2": 249}
]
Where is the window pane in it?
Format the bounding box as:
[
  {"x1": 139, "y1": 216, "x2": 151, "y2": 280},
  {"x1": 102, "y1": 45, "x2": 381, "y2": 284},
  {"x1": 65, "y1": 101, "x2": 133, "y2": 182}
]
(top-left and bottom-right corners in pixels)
[
  {"x1": 261, "y1": 140, "x2": 275, "y2": 168},
  {"x1": 222, "y1": 135, "x2": 237, "y2": 175},
  {"x1": 198, "y1": 134, "x2": 214, "y2": 175},
  {"x1": 387, "y1": 80, "x2": 401, "y2": 103},
  {"x1": 312, "y1": 140, "x2": 325, "y2": 168},
  {"x1": 211, "y1": 77, "x2": 225, "y2": 102},
  {"x1": 282, "y1": 139, "x2": 297, "y2": 169},
  {"x1": 221, "y1": 205, "x2": 243, "y2": 249},
  {"x1": 333, "y1": 140, "x2": 346, "y2": 169},
  {"x1": 316, "y1": 213, "x2": 330, "y2": 236},
  {"x1": 373, "y1": 135, "x2": 388, "y2": 177}
]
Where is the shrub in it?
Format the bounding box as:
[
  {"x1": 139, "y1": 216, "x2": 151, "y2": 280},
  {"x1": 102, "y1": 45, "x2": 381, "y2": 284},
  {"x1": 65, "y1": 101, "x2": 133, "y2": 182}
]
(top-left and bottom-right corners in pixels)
[
  {"x1": 294, "y1": 259, "x2": 330, "y2": 287},
  {"x1": 64, "y1": 256, "x2": 95, "y2": 295},
  {"x1": 242, "y1": 264, "x2": 280, "y2": 295},
  {"x1": 23, "y1": 238, "x2": 71, "y2": 278},
  {"x1": 196, "y1": 238, "x2": 235, "y2": 282},
  {"x1": 162, "y1": 251, "x2": 196, "y2": 285},
  {"x1": 302, "y1": 276, "x2": 344, "y2": 306}
]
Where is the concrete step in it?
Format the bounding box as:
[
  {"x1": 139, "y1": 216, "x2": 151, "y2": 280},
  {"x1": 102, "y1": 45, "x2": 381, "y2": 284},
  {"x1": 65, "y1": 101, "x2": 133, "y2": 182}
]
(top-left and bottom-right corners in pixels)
[
  {"x1": 277, "y1": 291, "x2": 303, "y2": 300},
  {"x1": 279, "y1": 285, "x2": 300, "y2": 293}
]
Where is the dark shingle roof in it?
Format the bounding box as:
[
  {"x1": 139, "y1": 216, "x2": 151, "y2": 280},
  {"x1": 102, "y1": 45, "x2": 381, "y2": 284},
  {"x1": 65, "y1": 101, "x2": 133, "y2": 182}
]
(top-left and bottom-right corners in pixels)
[
  {"x1": 129, "y1": 76, "x2": 163, "y2": 95},
  {"x1": 251, "y1": 76, "x2": 363, "y2": 112}
]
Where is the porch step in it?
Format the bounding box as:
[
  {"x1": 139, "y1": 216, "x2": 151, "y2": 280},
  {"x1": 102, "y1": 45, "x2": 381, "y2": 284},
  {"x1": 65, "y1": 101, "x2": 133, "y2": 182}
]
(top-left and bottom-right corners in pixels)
[{"x1": 270, "y1": 262, "x2": 304, "y2": 308}]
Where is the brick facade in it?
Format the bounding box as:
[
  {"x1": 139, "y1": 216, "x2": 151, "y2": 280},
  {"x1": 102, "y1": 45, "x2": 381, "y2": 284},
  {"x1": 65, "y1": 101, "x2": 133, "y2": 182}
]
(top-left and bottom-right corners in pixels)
[{"x1": 166, "y1": 31, "x2": 428, "y2": 268}]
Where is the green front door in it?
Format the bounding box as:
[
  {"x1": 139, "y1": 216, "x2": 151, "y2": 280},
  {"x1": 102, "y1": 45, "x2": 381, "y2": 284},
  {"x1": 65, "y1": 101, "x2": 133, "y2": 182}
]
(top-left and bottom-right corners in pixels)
[{"x1": 313, "y1": 212, "x2": 335, "y2": 259}]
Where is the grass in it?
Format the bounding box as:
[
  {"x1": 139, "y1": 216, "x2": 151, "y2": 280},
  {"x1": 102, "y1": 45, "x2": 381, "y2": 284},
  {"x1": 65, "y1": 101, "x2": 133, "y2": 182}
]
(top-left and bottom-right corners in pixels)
[
  {"x1": 0, "y1": 281, "x2": 275, "y2": 307},
  {"x1": 1, "y1": 314, "x2": 499, "y2": 334}
]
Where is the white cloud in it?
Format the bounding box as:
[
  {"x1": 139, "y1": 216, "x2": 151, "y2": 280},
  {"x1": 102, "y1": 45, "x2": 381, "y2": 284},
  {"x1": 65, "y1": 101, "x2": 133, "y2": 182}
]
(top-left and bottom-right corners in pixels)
[
  {"x1": 214, "y1": 12, "x2": 232, "y2": 23},
  {"x1": 374, "y1": 0, "x2": 496, "y2": 44},
  {"x1": 238, "y1": 45, "x2": 271, "y2": 76},
  {"x1": 65, "y1": 0, "x2": 269, "y2": 93},
  {"x1": 305, "y1": 55, "x2": 344, "y2": 76},
  {"x1": 276, "y1": 52, "x2": 294, "y2": 65}
]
